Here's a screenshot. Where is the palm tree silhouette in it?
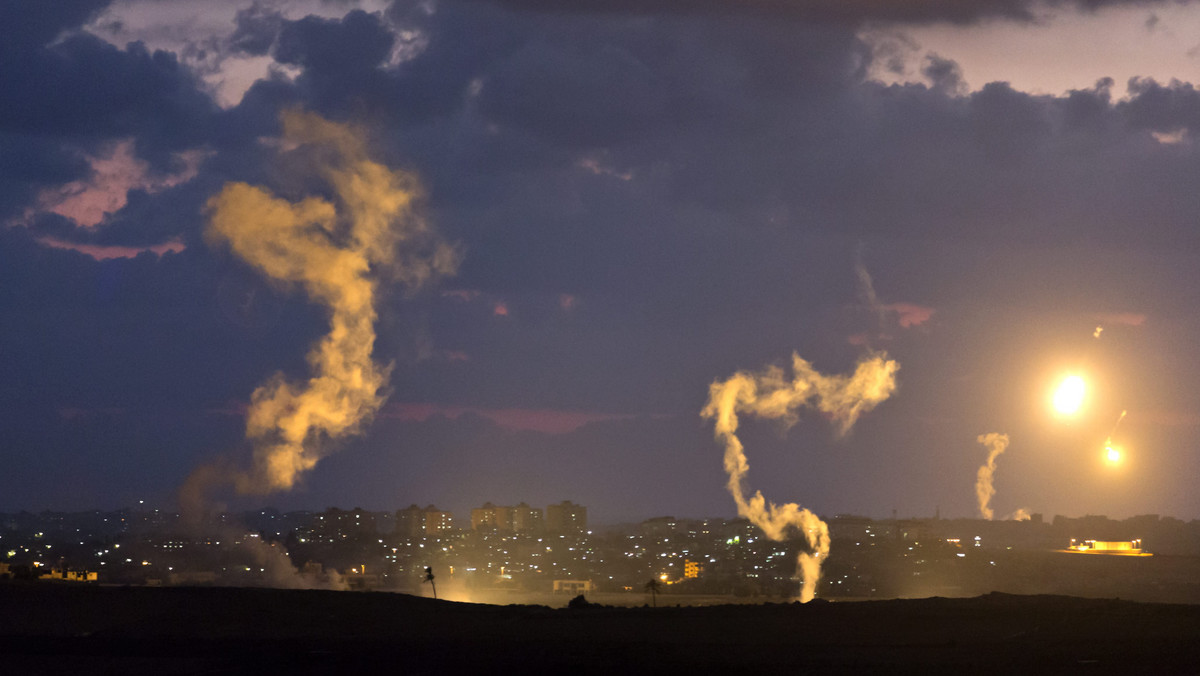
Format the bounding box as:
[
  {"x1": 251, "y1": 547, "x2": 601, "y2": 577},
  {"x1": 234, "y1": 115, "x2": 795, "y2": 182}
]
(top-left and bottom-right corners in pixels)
[
  {"x1": 644, "y1": 578, "x2": 662, "y2": 608},
  {"x1": 423, "y1": 566, "x2": 437, "y2": 600}
]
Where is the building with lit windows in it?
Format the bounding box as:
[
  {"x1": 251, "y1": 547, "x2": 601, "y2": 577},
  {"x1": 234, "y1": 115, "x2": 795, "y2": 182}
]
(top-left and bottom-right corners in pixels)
[
  {"x1": 394, "y1": 504, "x2": 456, "y2": 537},
  {"x1": 423, "y1": 506, "x2": 455, "y2": 535},
  {"x1": 395, "y1": 504, "x2": 426, "y2": 538},
  {"x1": 471, "y1": 502, "x2": 505, "y2": 532},
  {"x1": 511, "y1": 502, "x2": 544, "y2": 533},
  {"x1": 546, "y1": 501, "x2": 587, "y2": 534},
  {"x1": 1064, "y1": 539, "x2": 1152, "y2": 556},
  {"x1": 553, "y1": 579, "x2": 593, "y2": 594}
]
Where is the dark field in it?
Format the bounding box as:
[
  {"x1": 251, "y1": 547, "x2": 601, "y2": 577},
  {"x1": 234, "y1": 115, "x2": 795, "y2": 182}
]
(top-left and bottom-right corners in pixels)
[{"x1": 3, "y1": 584, "x2": 1200, "y2": 674}]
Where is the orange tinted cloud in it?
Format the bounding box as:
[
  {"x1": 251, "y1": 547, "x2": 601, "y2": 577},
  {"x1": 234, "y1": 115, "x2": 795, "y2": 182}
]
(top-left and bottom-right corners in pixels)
[
  {"x1": 34, "y1": 139, "x2": 205, "y2": 227},
  {"x1": 493, "y1": 301, "x2": 509, "y2": 316},
  {"x1": 882, "y1": 302, "x2": 935, "y2": 328},
  {"x1": 37, "y1": 236, "x2": 185, "y2": 260}
]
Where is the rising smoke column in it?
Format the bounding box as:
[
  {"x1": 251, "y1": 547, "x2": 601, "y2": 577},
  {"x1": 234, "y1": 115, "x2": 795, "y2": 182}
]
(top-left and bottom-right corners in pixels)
[
  {"x1": 701, "y1": 353, "x2": 899, "y2": 602},
  {"x1": 203, "y1": 110, "x2": 457, "y2": 495},
  {"x1": 975, "y1": 433, "x2": 1010, "y2": 521}
]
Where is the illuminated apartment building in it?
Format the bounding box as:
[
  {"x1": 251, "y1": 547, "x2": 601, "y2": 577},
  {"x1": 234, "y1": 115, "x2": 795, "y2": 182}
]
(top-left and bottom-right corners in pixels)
[{"x1": 546, "y1": 501, "x2": 587, "y2": 534}]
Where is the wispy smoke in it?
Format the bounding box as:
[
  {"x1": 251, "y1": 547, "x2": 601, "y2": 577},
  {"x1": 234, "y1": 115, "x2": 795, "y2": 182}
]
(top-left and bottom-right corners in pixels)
[
  {"x1": 1104, "y1": 409, "x2": 1128, "y2": 452},
  {"x1": 242, "y1": 534, "x2": 347, "y2": 590},
  {"x1": 1107, "y1": 409, "x2": 1127, "y2": 441},
  {"x1": 192, "y1": 110, "x2": 456, "y2": 501},
  {"x1": 975, "y1": 432, "x2": 1010, "y2": 521},
  {"x1": 855, "y1": 248, "x2": 887, "y2": 330},
  {"x1": 854, "y1": 251, "x2": 935, "y2": 339},
  {"x1": 702, "y1": 353, "x2": 899, "y2": 602}
]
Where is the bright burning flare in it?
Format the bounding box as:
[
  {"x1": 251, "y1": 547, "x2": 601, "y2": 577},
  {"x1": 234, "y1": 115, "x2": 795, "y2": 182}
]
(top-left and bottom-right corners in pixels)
[
  {"x1": 1053, "y1": 375, "x2": 1086, "y2": 415},
  {"x1": 1105, "y1": 444, "x2": 1122, "y2": 465}
]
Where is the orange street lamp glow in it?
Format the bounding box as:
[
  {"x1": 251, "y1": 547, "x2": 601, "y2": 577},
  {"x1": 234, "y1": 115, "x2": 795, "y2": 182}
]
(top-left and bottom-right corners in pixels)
[{"x1": 1053, "y1": 375, "x2": 1086, "y2": 415}]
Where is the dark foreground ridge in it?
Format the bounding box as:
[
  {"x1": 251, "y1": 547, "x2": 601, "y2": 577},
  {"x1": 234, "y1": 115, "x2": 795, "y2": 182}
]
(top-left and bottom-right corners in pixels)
[{"x1": 3, "y1": 584, "x2": 1200, "y2": 674}]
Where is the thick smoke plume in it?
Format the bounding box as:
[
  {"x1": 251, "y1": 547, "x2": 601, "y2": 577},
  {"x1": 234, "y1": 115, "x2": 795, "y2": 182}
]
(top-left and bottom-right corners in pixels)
[
  {"x1": 199, "y1": 110, "x2": 457, "y2": 497},
  {"x1": 702, "y1": 353, "x2": 899, "y2": 602},
  {"x1": 975, "y1": 432, "x2": 1009, "y2": 520}
]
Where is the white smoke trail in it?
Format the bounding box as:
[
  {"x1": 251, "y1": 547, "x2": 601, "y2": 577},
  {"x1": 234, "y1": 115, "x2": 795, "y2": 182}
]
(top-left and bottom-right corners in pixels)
[
  {"x1": 1106, "y1": 409, "x2": 1128, "y2": 443},
  {"x1": 855, "y1": 249, "x2": 887, "y2": 330},
  {"x1": 199, "y1": 110, "x2": 457, "y2": 496},
  {"x1": 701, "y1": 352, "x2": 899, "y2": 602},
  {"x1": 975, "y1": 432, "x2": 1010, "y2": 521}
]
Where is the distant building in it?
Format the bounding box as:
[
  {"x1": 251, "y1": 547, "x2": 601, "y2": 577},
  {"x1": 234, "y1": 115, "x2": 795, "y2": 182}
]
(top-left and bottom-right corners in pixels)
[
  {"x1": 395, "y1": 504, "x2": 426, "y2": 538},
  {"x1": 423, "y1": 505, "x2": 455, "y2": 535},
  {"x1": 472, "y1": 502, "x2": 545, "y2": 533},
  {"x1": 546, "y1": 501, "x2": 587, "y2": 534},
  {"x1": 471, "y1": 502, "x2": 504, "y2": 532},
  {"x1": 394, "y1": 504, "x2": 456, "y2": 537},
  {"x1": 1064, "y1": 539, "x2": 1152, "y2": 556},
  {"x1": 640, "y1": 516, "x2": 680, "y2": 537},
  {"x1": 310, "y1": 507, "x2": 378, "y2": 541},
  {"x1": 511, "y1": 502, "x2": 544, "y2": 533},
  {"x1": 553, "y1": 579, "x2": 594, "y2": 594},
  {"x1": 37, "y1": 568, "x2": 98, "y2": 582}
]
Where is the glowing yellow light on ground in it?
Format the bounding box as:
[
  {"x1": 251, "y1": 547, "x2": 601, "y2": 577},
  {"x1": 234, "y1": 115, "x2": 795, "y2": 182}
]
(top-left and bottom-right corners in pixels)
[{"x1": 1053, "y1": 375, "x2": 1086, "y2": 415}]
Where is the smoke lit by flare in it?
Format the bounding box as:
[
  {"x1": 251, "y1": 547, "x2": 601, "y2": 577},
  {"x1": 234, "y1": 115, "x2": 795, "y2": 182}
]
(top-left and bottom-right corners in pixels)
[
  {"x1": 702, "y1": 353, "x2": 899, "y2": 602},
  {"x1": 975, "y1": 432, "x2": 1012, "y2": 521},
  {"x1": 193, "y1": 110, "x2": 457, "y2": 499},
  {"x1": 1009, "y1": 508, "x2": 1031, "y2": 521}
]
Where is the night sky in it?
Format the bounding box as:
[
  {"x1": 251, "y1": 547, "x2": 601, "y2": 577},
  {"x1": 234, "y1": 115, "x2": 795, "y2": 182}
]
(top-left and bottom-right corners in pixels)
[{"x1": 4, "y1": 0, "x2": 1200, "y2": 524}]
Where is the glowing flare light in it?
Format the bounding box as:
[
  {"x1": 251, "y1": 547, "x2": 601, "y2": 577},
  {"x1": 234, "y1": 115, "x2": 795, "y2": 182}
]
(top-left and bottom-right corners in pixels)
[
  {"x1": 1105, "y1": 444, "x2": 1123, "y2": 465},
  {"x1": 1053, "y1": 375, "x2": 1086, "y2": 416}
]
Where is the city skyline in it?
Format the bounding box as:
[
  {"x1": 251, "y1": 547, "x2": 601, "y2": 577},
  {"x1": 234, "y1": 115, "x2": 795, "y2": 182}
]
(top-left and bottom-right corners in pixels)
[{"x1": 5, "y1": 0, "x2": 1200, "y2": 528}]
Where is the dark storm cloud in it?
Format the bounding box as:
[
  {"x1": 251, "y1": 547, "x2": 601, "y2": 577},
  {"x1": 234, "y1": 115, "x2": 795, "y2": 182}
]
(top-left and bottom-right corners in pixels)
[
  {"x1": 470, "y1": 0, "x2": 1198, "y2": 25},
  {"x1": 5, "y1": 0, "x2": 1200, "y2": 518},
  {"x1": 1123, "y1": 77, "x2": 1200, "y2": 130},
  {"x1": 276, "y1": 9, "x2": 395, "y2": 72},
  {"x1": 0, "y1": 0, "x2": 111, "y2": 52},
  {"x1": 0, "y1": 3, "x2": 219, "y2": 231},
  {"x1": 0, "y1": 35, "x2": 217, "y2": 164},
  {"x1": 230, "y1": 3, "x2": 285, "y2": 56}
]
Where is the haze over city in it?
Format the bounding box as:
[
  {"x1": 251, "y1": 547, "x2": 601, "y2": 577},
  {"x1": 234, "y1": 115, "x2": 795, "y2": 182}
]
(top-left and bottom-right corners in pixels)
[{"x1": 5, "y1": 0, "x2": 1200, "y2": 535}]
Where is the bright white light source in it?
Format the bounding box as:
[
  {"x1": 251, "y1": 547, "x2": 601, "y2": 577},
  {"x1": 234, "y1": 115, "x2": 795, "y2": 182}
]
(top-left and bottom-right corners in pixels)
[
  {"x1": 1105, "y1": 445, "x2": 1122, "y2": 465},
  {"x1": 1053, "y1": 375, "x2": 1086, "y2": 415}
]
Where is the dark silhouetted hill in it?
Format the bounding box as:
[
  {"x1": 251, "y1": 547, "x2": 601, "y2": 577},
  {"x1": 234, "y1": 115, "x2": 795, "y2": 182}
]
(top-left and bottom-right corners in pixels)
[{"x1": 3, "y1": 583, "x2": 1200, "y2": 674}]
